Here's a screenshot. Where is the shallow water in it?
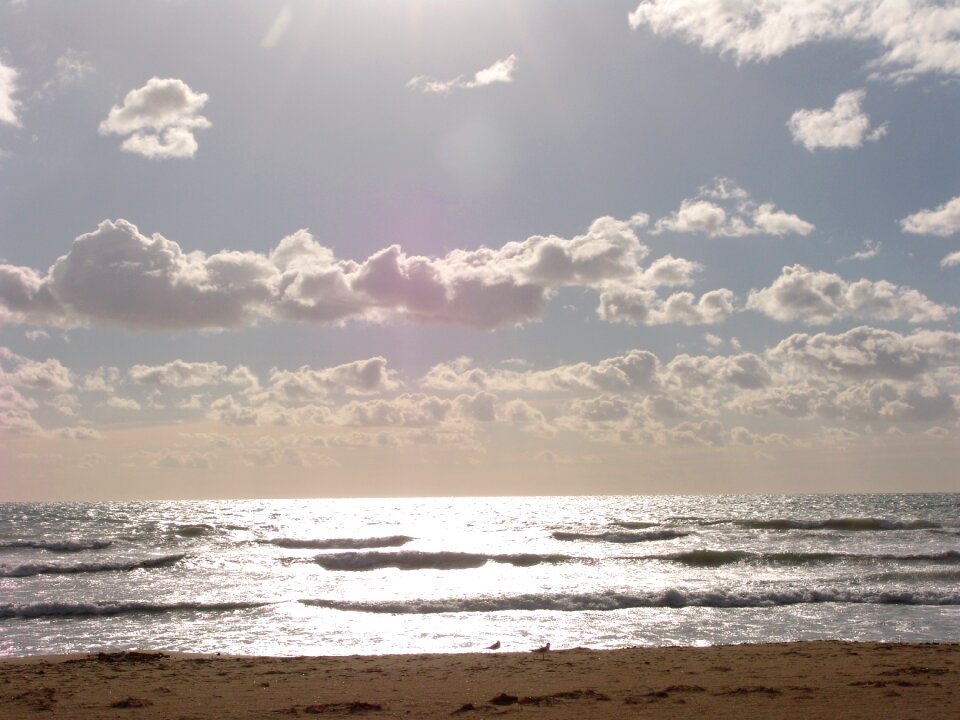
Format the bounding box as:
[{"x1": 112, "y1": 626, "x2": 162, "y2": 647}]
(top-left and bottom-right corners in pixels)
[{"x1": 1, "y1": 494, "x2": 958, "y2": 657}]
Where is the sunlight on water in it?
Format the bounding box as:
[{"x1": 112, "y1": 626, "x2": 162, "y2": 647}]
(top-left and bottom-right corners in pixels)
[{"x1": 1, "y1": 495, "x2": 958, "y2": 657}]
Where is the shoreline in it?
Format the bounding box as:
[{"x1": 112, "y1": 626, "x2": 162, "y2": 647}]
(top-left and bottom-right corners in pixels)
[{"x1": 2, "y1": 641, "x2": 958, "y2": 718}]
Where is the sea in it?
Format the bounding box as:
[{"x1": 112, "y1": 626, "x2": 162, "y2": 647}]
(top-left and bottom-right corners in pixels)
[{"x1": 1, "y1": 494, "x2": 958, "y2": 658}]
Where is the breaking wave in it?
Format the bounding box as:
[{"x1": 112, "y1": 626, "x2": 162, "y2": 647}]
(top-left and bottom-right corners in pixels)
[
  {"x1": 552, "y1": 529, "x2": 689, "y2": 543},
  {"x1": 731, "y1": 518, "x2": 941, "y2": 531},
  {"x1": 0, "y1": 554, "x2": 186, "y2": 578},
  {"x1": 269, "y1": 536, "x2": 415, "y2": 550},
  {"x1": 169, "y1": 524, "x2": 215, "y2": 537},
  {"x1": 0, "y1": 599, "x2": 272, "y2": 620},
  {"x1": 313, "y1": 551, "x2": 571, "y2": 571},
  {"x1": 647, "y1": 550, "x2": 960, "y2": 567},
  {"x1": 302, "y1": 588, "x2": 960, "y2": 614},
  {"x1": 609, "y1": 521, "x2": 659, "y2": 530},
  {"x1": 0, "y1": 539, "x2": 113, "y2": 552}
]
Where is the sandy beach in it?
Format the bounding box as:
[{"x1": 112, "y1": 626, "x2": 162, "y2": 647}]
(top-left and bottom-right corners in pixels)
[{"x1": 0, "y1": 641, "x2": 957, "y2": 719}]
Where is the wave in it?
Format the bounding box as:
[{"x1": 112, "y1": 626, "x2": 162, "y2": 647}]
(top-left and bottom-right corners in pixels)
[
  {"x1": 169, "y1": 524, "x2": 215, "y2": 537},
  {"x1": 552, "y1": 529, "x2": 689, "y2": 543},
  {"x1": 0, "y1": 599, "x2": 272, "y2": 620},
  {"x1": 648, "y1": 549, "x2": 960, "y2": 567},
  {"x1": 301, "y1": 588, "x2": 960, "y2": 614},
  {"x1": 0, "y1": 539, "x2": 113, "y2": 552},
  {"x1": 0, "y1": 554, "x2": 186, "y2": 578},
  {"x1": 269, "y1": 536, "x2": 414, "y2": 550},
  {"x1": 731, "y1": 518, "x2": 941, "y2": 531},
  {"x1": 313, "y1": 551, "x2": 571, "y2": 571},
  {"x1": 609, "y1": 521, "x2": 659, "y2": 530}
]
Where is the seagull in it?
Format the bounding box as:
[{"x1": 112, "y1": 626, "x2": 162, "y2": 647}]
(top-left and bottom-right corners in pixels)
[
  {"x1": 485, "y1": 641, "x2": 501, "y2": 650},
  {"x1": 532, "y1": 642, "x2": 550, "y2": 659}
]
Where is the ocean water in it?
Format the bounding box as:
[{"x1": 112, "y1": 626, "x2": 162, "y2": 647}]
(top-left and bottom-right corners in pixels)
[{"x1": 1, "y1": 494, "x2": 958, "y2": 658}]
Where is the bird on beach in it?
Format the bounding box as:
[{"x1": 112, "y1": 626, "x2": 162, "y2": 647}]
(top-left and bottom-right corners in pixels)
[
  {"x1": 532, "y1": 642, "x2": 550, "y2": 659},
  {"x1": 485, "y1": 641, "x2": 501, "y2": 650}
]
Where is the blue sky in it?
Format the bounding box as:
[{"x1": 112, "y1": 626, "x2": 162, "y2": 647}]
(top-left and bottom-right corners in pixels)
[{"x1": 1, "y1": 0, "x2": 959, "y2": 499}]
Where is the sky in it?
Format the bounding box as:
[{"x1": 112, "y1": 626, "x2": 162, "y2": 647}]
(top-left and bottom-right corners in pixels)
[{"x1": 1, "y1": 0, "x2": 959, "y2": 500}]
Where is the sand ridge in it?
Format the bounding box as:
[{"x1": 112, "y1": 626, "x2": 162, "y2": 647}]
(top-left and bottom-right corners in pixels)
[{"x1": 1, "y1": 641, "x2": 958, "y2": 718}]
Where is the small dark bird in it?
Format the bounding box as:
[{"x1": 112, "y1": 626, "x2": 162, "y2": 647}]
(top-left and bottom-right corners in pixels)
[
  {"x1": 532, "y1": 642, "x2": 550, "y2": 658},
  {"x1": 485, "y1": 640, "x2": 501, "y2": 650}
]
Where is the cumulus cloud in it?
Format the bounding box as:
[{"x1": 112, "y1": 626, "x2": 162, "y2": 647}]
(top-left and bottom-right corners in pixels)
[
  {"x1": 747, "y1": 265, "x2": 955, "y2": 324},
  {"x1": 0, "y1": 57, "x2": 21, "y2": 126},
  {"x1": 628, "y1": 0, "x2": 960, "y2": 82},
  {"x1": 407, "y1": 54, "x2": 518, "y2": 94},
  {"x1": 788, "y1": 90, "x2": 886, "y2": 151},
  {"x1": 21, "y1": 219, "x2": 274, "y2": 330},
  {"x1": 128, "y1": 360, "x2": 258, "y2": 391},
  {"x1": 900, "y1": 195, "x2": 960, "y2": 237},
  {"x1": 653, "y1": 178, "x2": 814, "y2": 237},
  {"x1": 1, "y1": 214, "x2": 721, "y2": 332},
  {"x1": 768, "y1": 326, "x2": 960, "y2": 381},
  {"x1": 598, "y1": 287, "x2": 735, "y2": 326},
  {"x1": 0, "y1": 348, "x2": 72, "y2": 391},
  {"x1": 99, "y1": 77, "x2": 210, "y2": 159},
  {"x1": 266, "y1": 357, "x2": 397, "y2": 401}
]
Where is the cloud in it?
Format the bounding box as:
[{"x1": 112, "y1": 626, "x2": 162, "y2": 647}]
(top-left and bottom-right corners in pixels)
[
  {"x1": 99, "y1": 77, "x2": 210, "y2": 159},
  {"x1": 653, "y1": 178, "x2": 814, "y2": 237},
  {"x1": 0, "y1": 347, "x2": 72, "y2": 391},
  {"x1": 747, "y1": 265, "x2": 955, "y2": 324},
  {"x1": 32, "y1": 219, "x2": 275, "y2": 330},
  {"x1": 0, "y1": 57, "x2": 20, "y2": 127},
  {"x1": 768, "y1": 326, "x2": 960, "y2": 381},
  {"x1": 128, "y1": 360, "x2": 257, "y2": 390},
  {"x1": 407, "y1": 54, "x2": 518, "y2": 94},
  {"x1": 628, "y1": 0, "x2": 960, "y2": 82},
  {"x1": 900, "y1": 195, "x2": 960, "y2": 237},
  {"x1": 941, "y1": 251, "x2": 960, "y2": 268},
  {"x1": 0, "y1": 214, "x2": 745, "y2": 332},
  {"x1": 788, "y1": 90, "x2": 887, "y2": 151},
  {"x1": 598, "y1": 287, "x2": 735, "y2": 325},
  {"x1": 266, "y1": 357, "x2": 398, "y2": 401},
  {"x1": 838, "y1": 239, "x2": 880, "y2": 263},
  {"x1": 55, "y1": 50, "x2": 94, "y2": 85}
]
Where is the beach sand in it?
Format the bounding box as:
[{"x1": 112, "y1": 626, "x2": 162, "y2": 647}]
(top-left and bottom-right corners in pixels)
[{"x1": 1, "y1": 641, "x2": 957, "y2": 718}]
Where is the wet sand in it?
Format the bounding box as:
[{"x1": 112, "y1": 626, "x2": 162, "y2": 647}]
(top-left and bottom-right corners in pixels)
[{"x1": 1, "y1": 641, "x2": 958, "y2": 718}]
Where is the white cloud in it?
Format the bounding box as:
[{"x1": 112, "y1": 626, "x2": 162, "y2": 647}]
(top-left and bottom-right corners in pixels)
[
  {"x1": 44, "y1": 219, "x2": 276, "y2": 330},
  {"x1": 0, "y1": 347, "x2": 72, "y2": 391},
  {"x1": 0, "y1": 57, "x2": 20, "y2": 127},
  {"x1": 128, "y1": 360, "x2": 258, "y2": 390},
  {"x1": 941, "y1": 251, "x2": 960, "y2": 268},
  {"x1": 628, "y1": 0, "x2": 960, "y2": 82},
  {"x1": 768, "y1": 326, "x2": 960, "y2": 381},
  {"x1": 788, "y1": 90, "x2": 887, "y2": 151},
  {"x1": 80, "y1": 366, "x2": 120, "y2": 393},
  {"x1": 839, "y1": 239, "x2": 881, "y2": 263},
  {"x1": 99, "y1": 78, "x2": 210, "y2": 159},
  {"x1": 106, "y1": 396, "x2": 141, "y2": 411},
  {"x1": 598, "y1": 287, "x2": 735, "y2": 326},
  {"x1": 653, "y1": 178, "x2": 814, "y2": 237},
  {"x1": 0, "y1": 213, "x2": 771, "y2": 332},
  {"x1": 408, "y1": 54, "x2": 518, "y2": 94},
  {"x1": 900, "y1": 195, "x2": 960, "y2": 237},
  {"x1": 266, "y1": 357, "x2": 398, "y2": 401},
  {"x1": 747, "y1": 265, "x2": 955, "y2": 324}
]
